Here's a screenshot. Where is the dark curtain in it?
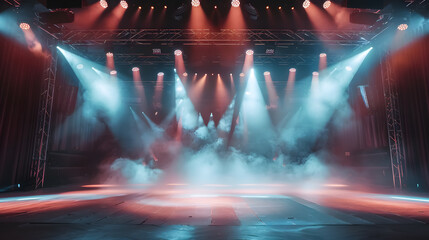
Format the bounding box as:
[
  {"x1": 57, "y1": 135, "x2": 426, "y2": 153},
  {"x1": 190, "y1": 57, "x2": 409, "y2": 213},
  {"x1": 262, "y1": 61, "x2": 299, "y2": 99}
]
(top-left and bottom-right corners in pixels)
[
  {"x1": 0, "y1": 35, "x2": 45, "y2": 188},
  {"x1": 390, "y1": 35, "x2": 429, "y2": 190}
]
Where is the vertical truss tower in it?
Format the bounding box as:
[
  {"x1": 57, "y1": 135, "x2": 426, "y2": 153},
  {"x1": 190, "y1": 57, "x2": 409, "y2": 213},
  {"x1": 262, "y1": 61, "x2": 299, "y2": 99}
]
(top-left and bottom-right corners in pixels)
[
  {"x1": 380, "y1": 55, "x2": 407, "y2": 190},
  {"x1": 30, "y1": 40, "x2": 58, "y2": 189}
]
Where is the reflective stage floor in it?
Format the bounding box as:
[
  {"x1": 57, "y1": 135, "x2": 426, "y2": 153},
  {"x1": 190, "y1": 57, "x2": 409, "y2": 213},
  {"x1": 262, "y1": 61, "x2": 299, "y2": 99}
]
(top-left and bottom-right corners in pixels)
[{"x1": 1, "y1": 184, "x2": 429, "y2": 239}]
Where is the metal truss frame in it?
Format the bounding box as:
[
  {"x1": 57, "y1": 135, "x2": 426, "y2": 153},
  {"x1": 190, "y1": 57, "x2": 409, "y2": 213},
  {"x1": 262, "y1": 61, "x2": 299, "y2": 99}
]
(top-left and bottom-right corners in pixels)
[
  {"x1": 30, "y1": 39, "x2": 58, "y2": 189},
  {"x1": 51, "y1": 28, "x2": 375, "y2": 65},
  {"x1": 58, "y1": 29, "x2": 375, "y2": 46},
  {"x1": 380, "y1": 55, "x2": 406, "y2": 190}
]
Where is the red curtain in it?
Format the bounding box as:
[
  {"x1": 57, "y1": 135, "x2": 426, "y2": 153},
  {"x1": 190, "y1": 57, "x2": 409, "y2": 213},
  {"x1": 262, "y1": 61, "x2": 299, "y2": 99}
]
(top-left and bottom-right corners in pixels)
[{"x1": 0, "y1": 35, "x2": 45, "y2": 188}]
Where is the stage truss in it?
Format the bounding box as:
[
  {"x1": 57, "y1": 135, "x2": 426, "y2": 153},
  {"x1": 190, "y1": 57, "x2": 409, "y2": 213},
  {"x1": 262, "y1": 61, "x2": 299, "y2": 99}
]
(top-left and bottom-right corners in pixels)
[
  {"x1": 32, "y1": 26, "x2": 406, "y2": 189},
  {"x1": 381, "y1": 55, "x2": 406, "y2": 190},
  {"x1": 30, "y1": 37, "x2": 58, "y2": 189},
  {"x1": 46, "y1": 28, "x2": 377, "y2": 66}
]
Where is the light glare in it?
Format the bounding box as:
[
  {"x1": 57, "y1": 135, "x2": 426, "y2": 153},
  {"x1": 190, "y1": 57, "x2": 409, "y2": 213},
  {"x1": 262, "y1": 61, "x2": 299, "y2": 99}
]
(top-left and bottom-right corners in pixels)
[
  {"x1": 174, "y1": 49, "x2": 183, "y2": 56},
  {"x1": 120, "y1": 0, "x2": 128, "y2": 9},
  {"x1": 191, "y1": 0, "x2": 200, "y2": 7},
  {"x1": 231, "y1": 0, "x2": 240, "y2": 8},
  {"x1": 323, "y1": 1, "x2": 331, "y2": 9},
  {"x1": 397, "y1": 24, "x2": 408, "y2": 31},
  {"x1": 132, "y1": 67, "x2": 139, "y2": 72},
  {"x1": 303, "y1": 0, "x2": 311, "y2": 9},
  {"x1": 246, "y1": 49, "x2": 254, "y2": 55},
  {"x1": 99, "y1": 0, "x2": 108, "y2": 8},
  {"x1": 19, "y1": 23, "x2": 30, "y2": 30}
]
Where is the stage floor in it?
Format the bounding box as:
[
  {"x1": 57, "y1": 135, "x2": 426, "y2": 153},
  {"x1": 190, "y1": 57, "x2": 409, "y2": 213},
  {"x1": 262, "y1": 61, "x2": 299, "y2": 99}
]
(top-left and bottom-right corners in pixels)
[{"x1": 1, "y1": 184, "x2": 429, "y2": 239}]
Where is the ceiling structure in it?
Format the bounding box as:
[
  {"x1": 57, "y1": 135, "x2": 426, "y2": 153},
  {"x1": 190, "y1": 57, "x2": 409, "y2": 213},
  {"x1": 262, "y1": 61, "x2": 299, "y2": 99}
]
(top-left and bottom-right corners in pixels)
[{"x1": 9, "y1": 0, "x2": 425, "y2": 66}]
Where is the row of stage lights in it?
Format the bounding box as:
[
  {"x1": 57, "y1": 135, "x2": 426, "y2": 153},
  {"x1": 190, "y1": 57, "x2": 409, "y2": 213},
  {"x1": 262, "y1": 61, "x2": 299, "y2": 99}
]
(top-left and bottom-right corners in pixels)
[
  {"x1": 97, "y1": 49, "x2": 322, "y2": 76},
  {"x1": 17, "y1": 0, "x2": 408, "y2": 31},
  {"x1": 98, "y1": 0, "x2": 332, "y2": 10}
]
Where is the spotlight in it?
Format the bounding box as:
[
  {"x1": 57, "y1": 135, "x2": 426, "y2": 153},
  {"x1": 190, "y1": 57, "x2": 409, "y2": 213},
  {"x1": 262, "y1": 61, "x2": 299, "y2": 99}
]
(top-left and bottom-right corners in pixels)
[
  {"x1": 183, "y1": 73, "x2": 188, "y2": 77},
  {"x1": 291, "y1": 7, "x2": 295, "y2": 10},
  {"x1": 278, "y1": 6, "x2": 282, "y2": 10},
  {"x1": 106, "y1": 52, "x2": 113, "y2": 57},
  {"x1": 397, "y1": 23, "x2": 408, "y2": 31},
  {"x1": 289, "y1": 68, "x2": 296, "y2": 72},
  {"x1": 323, "y1": 1, "x2": 331, "y2": 9},
  {"x1": 164, "y1": 6, "x2": 167, "y2": 9},
  {"x1": 132, "y1": 67, "x2": 139, "y2": 72},
  {"x1": 240, "y1": 73, "x2": 245, "y2": 77},
  {"x1": 99, "y1": 0, "x2": 108, "y2": 9},
  {"x1": 320, "y1": 53, "x2": 327, "y2": 58},
  {"x1": 345, "y1": 66, "x2": 352, "y2": 71},
  {"x1": 120, "y1": 0, "x2": 128, "y2": 9},
  {"x1": 191, "y1": 0, "x2": 200, "y2": 7},
  {"x1": 214, "y1": 6, "x2": 217, "y2": 9},
  {"x1": 174, "y1": 49, "x2": 182, "y2": 56},
  {"x1": 19, "y1": 22, "x2": 30, "y2": 30},
  {"x1": 231, "y1": 0, "x2": 240, "y2": 8},
  {"x1": 110, "y1": 70, "x2": 117, "y2": 75},
  {"x1": 303, "y1": 0, "x2": 310, "y2": 9},
  {"x1": 246, "y1": 49, "x2": 254, "y2": 55},
  {"x1": 138, "y1": 6, "x2": 141, "y2": 10},
  {"x1": 313, "y1": 71, "x2": 319, "y2": 76},
  {"x1": 266, "y1": 6, "x2": 269, "y2": 9},
  {"x1": 76, "y1": 64, "x2": 84, "y2": 70},
  {"x1": 151, "y1": 6, "x2": 154, "y2": 9},
  {"x1": 264, "y1": 71, "x2": 270, "y2": 76},
  {"x1": 158, "y1": 72, "x2": 164, "y2": 76}
]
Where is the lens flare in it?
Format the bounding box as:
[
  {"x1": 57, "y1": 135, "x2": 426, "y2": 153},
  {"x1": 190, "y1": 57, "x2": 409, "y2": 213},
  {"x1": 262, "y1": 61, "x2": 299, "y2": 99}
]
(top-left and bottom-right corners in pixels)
[
  {"x1": 303, "y1": 0, "x2": 311, "y2": 9},
  {"x1": 120, "y1": 0, "x2": 128, "y2": 9},
  {"x1": 19, "y1": 22, "x2": 30, "y2": 30},
  {"x1": 323, "y1": 1, "x2": 331, "y2": 9},
  {"x1": 99, "y1": 0, "x2": 108, "y2": 8},
  {"x1": 231, "y1": 0, "x2": 240, "y2": 8},
  {"x1": 191, "y1": 0, "x2": 200, "y2": 7}
]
